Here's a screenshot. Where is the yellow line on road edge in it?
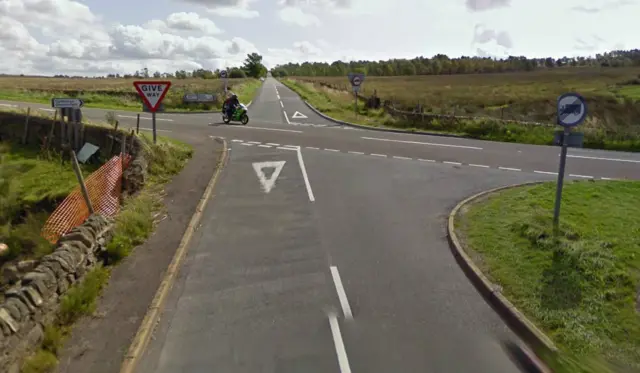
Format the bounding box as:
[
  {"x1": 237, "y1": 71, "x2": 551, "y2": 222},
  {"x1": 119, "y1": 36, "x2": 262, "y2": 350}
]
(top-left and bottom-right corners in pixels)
[{"x1": 119, "y1": 138, "x2": 230, "y2": 373}]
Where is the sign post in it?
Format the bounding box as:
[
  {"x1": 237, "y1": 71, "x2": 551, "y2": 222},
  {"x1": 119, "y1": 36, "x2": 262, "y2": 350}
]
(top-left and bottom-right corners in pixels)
[
  {"x1": 220, "y1": 70, "x2": 228, "y2": 93},
  {"x1": 553, "y1": 93, "x2": 587, "y2": 234},
  {"x1": 133, "y1": 81, "x2": 172, "y2": 144},
  {"x1": 348, "y1": 73, "x2": 365, "y2": 119}
]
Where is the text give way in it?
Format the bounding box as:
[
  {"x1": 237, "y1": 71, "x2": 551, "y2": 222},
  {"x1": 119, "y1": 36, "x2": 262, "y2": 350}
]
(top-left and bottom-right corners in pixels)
[{"x1": 253, "y1": 161, "x2": 286, "y2": 193}]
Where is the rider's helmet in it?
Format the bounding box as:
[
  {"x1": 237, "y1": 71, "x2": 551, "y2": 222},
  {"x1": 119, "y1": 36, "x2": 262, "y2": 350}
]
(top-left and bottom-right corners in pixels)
[{"x1": 231, "y1": 94, "x2": 238, "y2": 100}]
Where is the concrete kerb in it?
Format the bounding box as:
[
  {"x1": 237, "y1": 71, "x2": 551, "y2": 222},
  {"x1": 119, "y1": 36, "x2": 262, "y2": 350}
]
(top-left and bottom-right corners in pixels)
[
  {"x1": 447, "y1": 181, "x2": 557, "y2": 372},
  {"x1": 118, "y1": 137, "x2": 230, "y2": 373},
  {"x1": 302, "y1": 100, "x2": 467, "y2": 139}
]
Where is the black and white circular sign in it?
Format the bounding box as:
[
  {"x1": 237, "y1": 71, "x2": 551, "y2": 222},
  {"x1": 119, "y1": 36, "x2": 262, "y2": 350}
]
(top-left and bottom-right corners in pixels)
[
  {"x1": 352, "y1": 76, "x2": 362, "y2": 86},
  {"x1": 557, "y1": 93, "x2": 587, "y2": 127},
  {"x1": 220, "y1": 70, "x2": 228, "y2": 78}
]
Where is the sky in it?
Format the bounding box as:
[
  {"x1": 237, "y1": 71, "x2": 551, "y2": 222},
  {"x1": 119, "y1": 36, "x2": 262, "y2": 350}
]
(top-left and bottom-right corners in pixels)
[{"x1": 0, "y1": 0, "x2": 637, "y2": 76}]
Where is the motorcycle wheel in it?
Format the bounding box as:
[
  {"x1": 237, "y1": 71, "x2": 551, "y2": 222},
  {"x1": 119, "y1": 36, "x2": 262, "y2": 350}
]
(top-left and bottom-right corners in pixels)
[
  {"x1": 241, "y1": 114, "x2": 249, "y2": 125},
  {"x1": 222, "y1": 115, "x2": 231, "y2": 124}
]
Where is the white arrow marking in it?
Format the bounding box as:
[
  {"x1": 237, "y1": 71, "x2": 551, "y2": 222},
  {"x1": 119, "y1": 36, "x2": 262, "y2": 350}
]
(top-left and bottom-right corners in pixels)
[
  {"x1": 252, "y1": 161, "x2": 286, "y2": 193},
  {"x1": 291, "y1": 111, "x2": 308, "y2": 119}
]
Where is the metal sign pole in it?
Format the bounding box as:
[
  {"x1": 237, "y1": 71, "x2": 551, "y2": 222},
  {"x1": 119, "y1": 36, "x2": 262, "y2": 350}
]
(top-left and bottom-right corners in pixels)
[
  {"x1": 354, "y1": 91, "x2": 358, "y2": 119},
  {"x1": 552, "y1": 92, "x2": 587, "y2": 235},
  {"x1": 553, "y1": 126, "x2": 570, "y2": 233},
  {"x1": 152, "y1": 111, "x2": 157, "y2": 144}
]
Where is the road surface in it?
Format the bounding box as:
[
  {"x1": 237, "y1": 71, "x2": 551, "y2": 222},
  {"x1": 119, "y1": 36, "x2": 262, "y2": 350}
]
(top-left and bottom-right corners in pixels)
[{"x1": 1, "y1": 77, "x2": 637, "y2": 372}]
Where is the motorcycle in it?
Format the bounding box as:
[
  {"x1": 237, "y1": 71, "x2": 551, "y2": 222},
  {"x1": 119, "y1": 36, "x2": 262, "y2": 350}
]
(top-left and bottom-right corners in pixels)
[{"x1": 222, "y1": 103, "x2": 249, "y2": 125}]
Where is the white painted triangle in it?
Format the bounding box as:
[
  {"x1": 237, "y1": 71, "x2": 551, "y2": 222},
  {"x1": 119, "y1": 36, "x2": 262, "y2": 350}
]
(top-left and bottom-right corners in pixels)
[
  {"x1": 292, "y1": 111, "x2": 308, "y2": 119},
  {"x1": 252, "y1": 161, "x2": 286, "y2": 193}
]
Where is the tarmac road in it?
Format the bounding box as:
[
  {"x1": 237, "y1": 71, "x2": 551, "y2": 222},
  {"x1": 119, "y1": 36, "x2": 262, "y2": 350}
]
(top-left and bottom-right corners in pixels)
[{"x1": 1, "y1": 78, "x2": 638, "y2": 372}]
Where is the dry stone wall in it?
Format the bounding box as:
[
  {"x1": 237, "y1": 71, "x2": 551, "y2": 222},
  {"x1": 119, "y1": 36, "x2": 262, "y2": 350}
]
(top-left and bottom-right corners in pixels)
[{"x1": 0, "y1": 110, "x2": 149, "y2": 372}]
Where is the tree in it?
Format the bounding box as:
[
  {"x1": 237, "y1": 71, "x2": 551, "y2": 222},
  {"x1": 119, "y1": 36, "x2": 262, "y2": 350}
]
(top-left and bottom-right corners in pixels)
[{"x1": 242, "y1": 53, "x2": 267, "y2": 78}]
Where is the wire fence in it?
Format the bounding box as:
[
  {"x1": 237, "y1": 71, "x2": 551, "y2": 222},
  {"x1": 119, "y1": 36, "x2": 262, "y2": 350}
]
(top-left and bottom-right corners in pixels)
[{"x1": 41, "y1": 153, "x2": 132, "y2": 243}]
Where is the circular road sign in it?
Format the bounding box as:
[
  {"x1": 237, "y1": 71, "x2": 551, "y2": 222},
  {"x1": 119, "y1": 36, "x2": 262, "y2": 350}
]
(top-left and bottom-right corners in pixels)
[
  {"x1": 557, "y1": 93, "x2": 587, "y2": 127},
  {"x1": 220, "y1": 70, "x2": 227, "y2": 78},
  {"x1": 352, "y1": 76, "x2": 362, "y2": 86}
]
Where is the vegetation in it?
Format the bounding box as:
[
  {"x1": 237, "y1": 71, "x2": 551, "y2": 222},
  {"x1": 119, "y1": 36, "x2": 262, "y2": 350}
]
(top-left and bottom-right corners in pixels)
[
  {"x1": 0, "y1": 76, "x2": 262, "y2": 112},
  {"x1": 270, "y1": 49, "x2": 640, "y2": 77},
  {"x1": 455, "y1": 181, "x2": 640, "y2": 372},
  {"x1": 278, "y1": 68, "x2": 640, "y2": 152},
  {"x1": 20, "y1": 133, "x2": 194, "y2": 373},
  {"x1": 0, "y1": 142, "x2": 97, "y2": 267}
]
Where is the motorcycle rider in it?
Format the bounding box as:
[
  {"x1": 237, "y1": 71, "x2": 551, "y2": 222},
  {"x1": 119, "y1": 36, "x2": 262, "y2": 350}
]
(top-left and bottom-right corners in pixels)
[{"x1": 223, "y1": 94, "x2": 240, "y2": 119}]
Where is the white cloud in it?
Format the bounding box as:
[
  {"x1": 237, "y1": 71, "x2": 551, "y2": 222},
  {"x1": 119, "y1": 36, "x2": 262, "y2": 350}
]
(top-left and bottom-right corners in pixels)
[
  {"x1": 145, "y1": 12, "x2": 223, "y2": 35},
  {"x1": 176, "y1": 0, "x2": 260, "y2": 18},
  {"x1": 278, "y1": 7, "x2": 322, "y2": 26}
]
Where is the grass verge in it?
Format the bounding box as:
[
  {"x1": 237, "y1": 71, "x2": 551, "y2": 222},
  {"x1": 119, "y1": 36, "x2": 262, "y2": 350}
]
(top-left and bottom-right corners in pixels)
[
  {"x1": 279, "y1": 78, "x2": 640, "y2": 152},
  {"x1": 455, "y1": 181, "x2": 640, "y2": 372},
  {"x1": 20, "y1": 134, "x2": 193, "y2": 373},
  {"x1": 0, "y1": 142, "x2": 98, "y2": 266},
  {"x1": 0, "y1": 78, "x2": 262, "y2": 113}
]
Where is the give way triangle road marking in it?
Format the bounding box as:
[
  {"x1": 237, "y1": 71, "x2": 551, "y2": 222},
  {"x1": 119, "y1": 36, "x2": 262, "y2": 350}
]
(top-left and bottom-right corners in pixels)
[
  {"x1": 252, "y1": 161, "x2": 286, "y2": 193},
  {"x1": 292, "y1": 111, "x2": 308, "y2": 119}
]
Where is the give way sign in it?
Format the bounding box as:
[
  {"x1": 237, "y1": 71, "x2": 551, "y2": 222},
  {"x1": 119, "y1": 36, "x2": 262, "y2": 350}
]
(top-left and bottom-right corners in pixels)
[{"x1": 133, "y1": 81, "x2": 172, "y2": 112}]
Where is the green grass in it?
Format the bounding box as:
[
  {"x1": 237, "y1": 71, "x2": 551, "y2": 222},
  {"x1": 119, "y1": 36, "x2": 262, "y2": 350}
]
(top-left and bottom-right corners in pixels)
[
  {"x1": 21, "y1": 134, "x2": 194, "y2": 373},
  {"x1": 0, "y1": 78, "x2": 263, "y2": 112},
  {"x1": 279, "y1": 78, "x2": 640, "y2": 152},
  {"x1": 0, "y1": 143, "x2": 98, "y2": 264},
  {"x1": 455, "y1": 181, "x2": 640, "y2": 371}
]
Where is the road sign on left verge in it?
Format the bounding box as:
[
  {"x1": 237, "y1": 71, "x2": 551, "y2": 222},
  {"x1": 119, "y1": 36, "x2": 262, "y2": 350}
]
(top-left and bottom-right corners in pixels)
[
  {"x1": 51, "y1": 98, "x2": 84, "y2": 108},
  {"x1": 133, "y1": 81, "x2": 172, "y2": 112},
  {"x1": 253, "y1": 161, "x2": 286, "y2": 193}
]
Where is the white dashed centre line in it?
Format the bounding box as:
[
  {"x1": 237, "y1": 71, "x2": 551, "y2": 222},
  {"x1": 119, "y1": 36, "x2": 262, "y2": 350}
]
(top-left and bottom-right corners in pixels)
[
  {"x1": 348, "y1": 151, "x2": 364, "y2": 155},
  {"x1": 328, "y1": 312, "x2": 352, "y2": 373},
  {"x1": 393, "y1": 156, "x2": 411, "y2": 160},
  {"x1": 534, "y1": 170, "x2": 557, "y2": 175},
  {"x1": 370, "y1": 153, "x2": 387, "y2": 157},
  {"x1": 444, "y1": 161, "x2": 462, "y2": 165},
  {"x1": 499, "y1": 167, "x2": 521, "y2": 171},
  {"x1": 569, "y1": 174, "x2": 593, "y2": 179},
  {"x1": 469, "y1": 164, "x2": 489, "y2": 168}
]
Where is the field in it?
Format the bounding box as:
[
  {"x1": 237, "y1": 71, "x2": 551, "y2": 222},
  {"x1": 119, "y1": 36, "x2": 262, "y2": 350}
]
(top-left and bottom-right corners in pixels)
[
  {"x1": 0, "y1": 77, "x2": 262, "y2": 112},
  {"x1": 281, "y1": 67, "x2": 640, "y2": 151},
  {"x1": 455, "y1": 181, "x2": 640, "y2": 372}
]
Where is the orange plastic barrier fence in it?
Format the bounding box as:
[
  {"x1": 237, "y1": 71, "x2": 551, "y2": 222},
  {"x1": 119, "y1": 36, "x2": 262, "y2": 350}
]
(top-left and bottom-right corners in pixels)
[{"x1": 41, "y1": 154, "x2": 132, "y2": 243}]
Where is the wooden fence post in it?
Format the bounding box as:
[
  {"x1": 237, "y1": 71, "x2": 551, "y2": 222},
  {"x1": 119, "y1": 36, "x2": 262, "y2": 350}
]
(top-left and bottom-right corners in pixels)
[
  {"x1": 22, "y1": 107, "x2": 31, "y2": 144},
  {"x1": 70, "y1": 150, "x2": 94, "y2": 214}
]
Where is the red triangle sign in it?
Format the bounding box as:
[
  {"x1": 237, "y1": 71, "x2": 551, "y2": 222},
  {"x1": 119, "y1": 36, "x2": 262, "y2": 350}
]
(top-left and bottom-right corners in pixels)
[{"x1": 133, "y1": 81, "x2": 172, "y2": 112}]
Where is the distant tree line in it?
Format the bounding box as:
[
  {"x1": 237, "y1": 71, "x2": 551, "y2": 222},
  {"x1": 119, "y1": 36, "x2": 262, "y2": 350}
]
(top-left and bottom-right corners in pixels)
[
  {"x1": 39, "y1": 53, "x2": 268, "y2": 80},
  {"x1": 269, "y1": 49, "x2": 640, "y2": 77}
]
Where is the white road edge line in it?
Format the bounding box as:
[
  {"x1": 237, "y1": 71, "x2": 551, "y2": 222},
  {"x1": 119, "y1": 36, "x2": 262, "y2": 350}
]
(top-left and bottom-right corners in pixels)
[
  {"x1": 567, "y1": 154, "x2": 640, "y2": 163},
  {"x1": 324, "y1": 148, "x2": 340, "y2": 152},
  {"x1": 247, "y1": 141, "x2": 261, "y2": 144},
  {"x1": 601, "y1": 177, "x2": 617, "y2": 180},
  {"x1": 393, "y1": 156, "x2": 411, "y2": 160},
  {"x1": 330, "y1": 266, "x2": 353, "y2": 320},
  {"x1": 239, "y1": 126, "x2": 302, "y2": 133},
  {"x1": 306, "y1": 146, "x2": 320, "y2": 150},
  {"x1": 241, "y1": 143, "x2": 253, "y2": 146},
  {"x1": 296, "y1": 146, "x2": 315, "y2": 202},
  {"x1": 569, "y1": 174, "x2": 593, "y2": 178},
  {"x1": 266, "y1": 143, "x2": 280, "y2": 146},
  {"x1": 328, "y1": 312, "x2": 352, "y2": 373},
  {"x1": 444, "y1": 161, "x2": 462, "y2": 165},
  {"x1": 138, "y1": 128, "x2": 172, "y2": 133},
  {"x1": 469, "y1": 164, "x2": 489, "y2": 168},
  {"x1": 277, "y1": 146, "x2": 295, "y2": 150},
  {"x1": 361, "y1": 136, "x2": 483, "y2": 150},
  {"x1": 283, "y1": 111, "x2": 290, "y2": 124},
  {"x1": 418, "y1": 159, "x2": 435, "y2": 162},
  {"x1": 231, "y1": 139, "x2": 243, "y2": 142},
  {"x1": 348, "y1": 151, "x2": 364, "y2": 155},
  {"x1": 499, "y1": 167, "x2": 522, "y2": 171},
  {"x1": 534, "y1": 170, "x2": 557, "y2": 175},
  {"x1": 258, "y1": 145, "x2": 271, "y2": 148},
  {"x1": 370, "y1": 153, "x2": 387, "y2": 157}
]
